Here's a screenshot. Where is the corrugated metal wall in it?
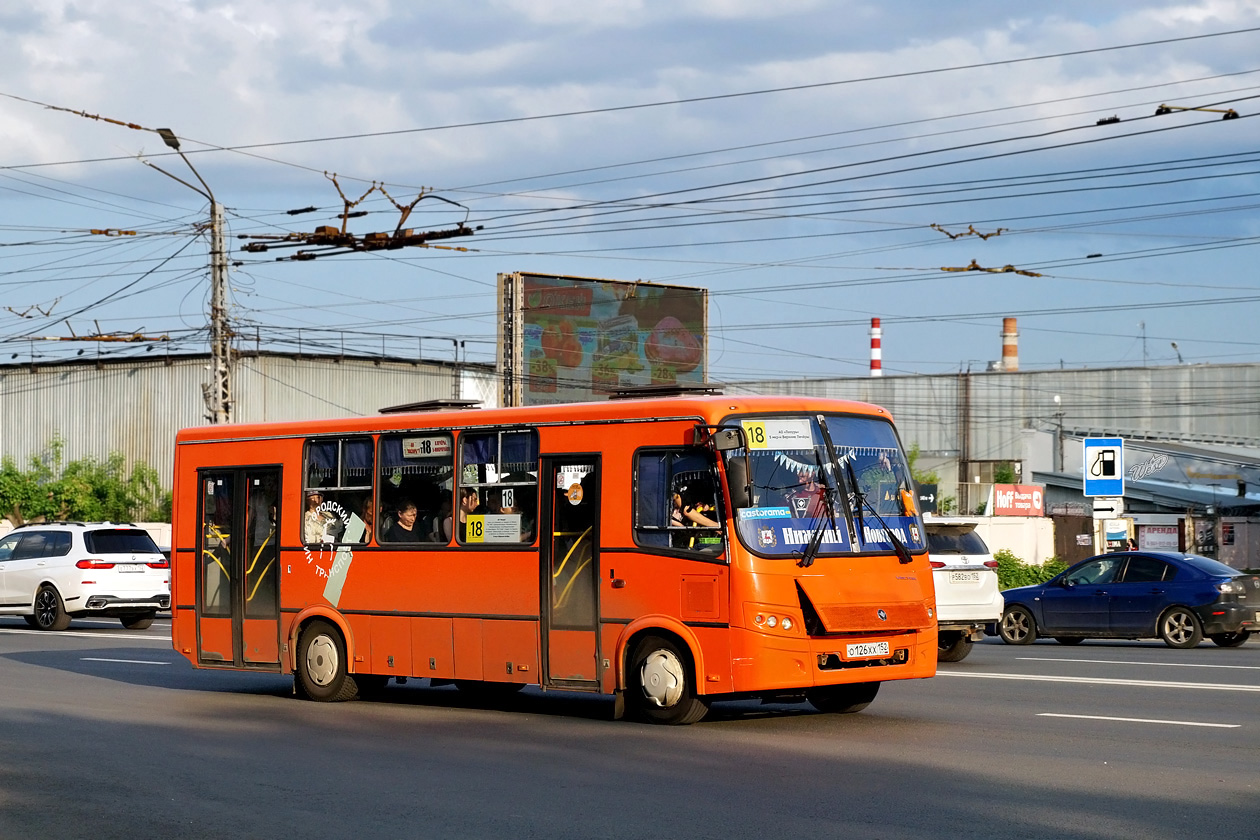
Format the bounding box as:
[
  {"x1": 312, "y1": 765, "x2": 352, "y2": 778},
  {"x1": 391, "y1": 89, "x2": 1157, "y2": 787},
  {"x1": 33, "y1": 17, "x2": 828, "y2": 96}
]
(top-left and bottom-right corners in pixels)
[
  {"x1": 5, "y1": 353, "x2": 1258, "y2": 494},
  {"x1": 0, "y1": 353, "x2": 495, "y2": 489},
  {"x1": 729, "y1": 362, "x2": 1260, "y2": 458}
]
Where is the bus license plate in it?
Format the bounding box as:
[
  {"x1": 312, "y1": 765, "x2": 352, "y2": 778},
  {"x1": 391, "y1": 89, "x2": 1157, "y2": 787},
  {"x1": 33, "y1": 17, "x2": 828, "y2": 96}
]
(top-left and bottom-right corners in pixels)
[
  {"x1": 949, "y1": 571, "x2": 980, "y2": 584},
  {"x1": 846, "y1": 641, "x2": 890, "y2": 659}
]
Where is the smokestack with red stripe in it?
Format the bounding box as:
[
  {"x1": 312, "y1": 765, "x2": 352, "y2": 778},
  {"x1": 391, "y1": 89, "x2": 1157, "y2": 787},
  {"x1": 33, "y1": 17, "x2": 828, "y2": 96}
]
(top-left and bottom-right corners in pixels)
[
  {"x1": 1001, "y1": 317, "x2": 1019, "y2": 371},
  {"x1": 870, "y1": 317, "x2": 882, "y2": 377}
]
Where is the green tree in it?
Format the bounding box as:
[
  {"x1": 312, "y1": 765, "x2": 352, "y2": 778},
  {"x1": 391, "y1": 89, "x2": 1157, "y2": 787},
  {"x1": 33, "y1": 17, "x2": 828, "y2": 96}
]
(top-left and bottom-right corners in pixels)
[
  {"x1": 993, "y1": 461, "x2": 1017, "y2": 484},
  {"x1": 995, "y1": 548, "x2": 1068, "y2": 590},
  {"x1": 906, "y1": 443, "x2": 940, "y2": 486},
  {"x1": 0, "y1": 437, "x2": 169, "y2": 526}
]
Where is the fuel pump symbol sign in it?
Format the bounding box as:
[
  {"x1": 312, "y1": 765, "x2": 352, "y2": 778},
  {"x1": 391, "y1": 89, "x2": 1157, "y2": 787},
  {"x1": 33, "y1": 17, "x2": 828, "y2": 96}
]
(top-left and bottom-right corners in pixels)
[{"x1": 1083, "y1": 438, "x2": 1124, "y2": 497}]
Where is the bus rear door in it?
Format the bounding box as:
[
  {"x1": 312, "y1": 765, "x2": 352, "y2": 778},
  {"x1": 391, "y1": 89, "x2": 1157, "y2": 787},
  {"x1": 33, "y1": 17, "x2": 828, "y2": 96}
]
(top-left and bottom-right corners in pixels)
[{"x1": 196, "y1": 468, "x2": 281, "y2": 668}]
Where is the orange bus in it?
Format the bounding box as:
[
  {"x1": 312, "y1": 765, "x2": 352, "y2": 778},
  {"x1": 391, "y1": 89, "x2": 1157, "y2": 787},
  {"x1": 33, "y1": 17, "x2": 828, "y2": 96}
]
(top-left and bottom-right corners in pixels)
[{"x1": 171, "y1": 392, "x2": 936, "y2": 724}]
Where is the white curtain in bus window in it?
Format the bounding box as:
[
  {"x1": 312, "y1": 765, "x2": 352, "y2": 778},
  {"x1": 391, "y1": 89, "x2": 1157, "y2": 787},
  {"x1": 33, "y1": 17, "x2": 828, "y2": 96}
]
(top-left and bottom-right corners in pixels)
[
  {"x1": 635, "y1": 448, "x2": 723, "y2": 553},
  {"x1": 303, "y1": 437, "x2": 373, "y2": 545},
  {"x1": 378, "y1": 433, "x2": 454, "y2": 543},
  {"x1": 458, "y1": 430, "x2": 540, "y2": 544},
  {"x1": 200, "y1": 475, "x2": 233, "y2": 616}
]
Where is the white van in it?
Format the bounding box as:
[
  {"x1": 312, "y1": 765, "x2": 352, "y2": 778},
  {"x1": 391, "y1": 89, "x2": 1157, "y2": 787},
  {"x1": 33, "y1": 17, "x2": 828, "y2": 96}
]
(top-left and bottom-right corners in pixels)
[{"x1": 926, "y1": 519, "x2": 1004, "y2": 662}]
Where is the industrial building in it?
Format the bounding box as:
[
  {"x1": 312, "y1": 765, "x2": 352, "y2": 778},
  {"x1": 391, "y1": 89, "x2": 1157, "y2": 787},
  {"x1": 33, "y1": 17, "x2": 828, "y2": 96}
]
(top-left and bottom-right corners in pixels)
[
  {"x1": 729, "y1": 322, "x2": 1260, "y2": 568},
  {"x1": 0, "y1": 351, "x2": 494, "y2": 493},
  {"x1": 4, "y1": 333, "x2": 1259, "y2": 568}
]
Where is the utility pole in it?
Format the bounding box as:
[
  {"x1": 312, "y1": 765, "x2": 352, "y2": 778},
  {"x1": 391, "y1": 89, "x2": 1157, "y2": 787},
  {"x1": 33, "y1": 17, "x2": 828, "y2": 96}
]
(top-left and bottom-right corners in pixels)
[
  {"x1": 149, "y1": 129, "x2": 231, "y2": 423},
  {"x1": 207, "y1": 200, "x2": 231, "y2": 423}
]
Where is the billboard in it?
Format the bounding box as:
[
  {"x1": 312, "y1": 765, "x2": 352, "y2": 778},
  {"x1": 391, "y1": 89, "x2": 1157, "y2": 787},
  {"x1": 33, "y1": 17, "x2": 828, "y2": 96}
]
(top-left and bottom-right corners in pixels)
[
  {"x1": 498, "y1": 272, "x2": 708, "y2": 406},
  {"x1": 991, "y1": 484, "x2": 1045, "y2": 516}
]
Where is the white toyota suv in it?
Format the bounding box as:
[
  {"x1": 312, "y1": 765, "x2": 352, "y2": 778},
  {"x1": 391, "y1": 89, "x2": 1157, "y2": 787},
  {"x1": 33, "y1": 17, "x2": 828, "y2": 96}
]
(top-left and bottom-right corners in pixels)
[
  {"x1": 0, "y1": 522, "x2": 170, "y2": 630},
  {"x1": 926, "y1": 518, "x2": 1004, "y2": 662}
]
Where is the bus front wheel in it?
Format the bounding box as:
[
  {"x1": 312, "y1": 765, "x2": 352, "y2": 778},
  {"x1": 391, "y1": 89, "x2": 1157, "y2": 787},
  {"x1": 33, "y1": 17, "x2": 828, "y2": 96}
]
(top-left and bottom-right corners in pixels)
[
  {"x1": 806, "y1": 681, "x2": 880, "y2": 714},
  {"x1": 296, "y1": 620, "x2": 359, "y2": 702},
  {"x1": 629, "y1": 635, "x2": 709, "y2": 725}
]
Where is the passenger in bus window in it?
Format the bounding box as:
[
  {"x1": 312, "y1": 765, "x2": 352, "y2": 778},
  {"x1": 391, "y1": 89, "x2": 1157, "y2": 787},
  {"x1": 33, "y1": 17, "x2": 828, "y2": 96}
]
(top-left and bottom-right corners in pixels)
[
  {"x1": 672, "y1": 492, "x2": 718, "y2": 528},
  {"x1": 304, "y1": 490, "x2": 333, "y2": 543},
  {"x1": 383, "y1": 501, "x2": 420, "y2": 542},
  {"x1": 447, "y1": 487, "x2": 480, "y2": 542},
  {"x1": 357, "y1": 501, "x2": 374, "y2": 544}
]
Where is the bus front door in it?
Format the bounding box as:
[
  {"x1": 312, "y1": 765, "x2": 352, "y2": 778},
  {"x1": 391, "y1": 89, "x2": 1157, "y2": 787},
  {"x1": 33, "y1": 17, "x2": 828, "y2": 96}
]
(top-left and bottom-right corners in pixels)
[
  {"x1": 196, "y1": 469, "x2": 281, "y2": 668},
  {"x1": 540, "y1": 456, "x2": 601, "y2": 689}
]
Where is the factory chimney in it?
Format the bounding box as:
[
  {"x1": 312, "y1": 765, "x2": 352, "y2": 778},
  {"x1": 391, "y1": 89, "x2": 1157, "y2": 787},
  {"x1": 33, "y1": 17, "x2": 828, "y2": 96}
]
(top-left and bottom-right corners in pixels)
[
  {"x1": 1000, "y1": 317, "x2": 1019, "y2": 371},
  {"x1": 870, "y1": 318, "x2": 882, "y2": 377}
]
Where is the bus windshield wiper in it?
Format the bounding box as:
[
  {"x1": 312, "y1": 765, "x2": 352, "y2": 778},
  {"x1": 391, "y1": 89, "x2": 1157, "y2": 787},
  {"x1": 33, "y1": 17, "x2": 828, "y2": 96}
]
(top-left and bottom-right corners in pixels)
[
  {"x1": 843, "y1": 457, "x2": 914, "y2": 565},
  {"x1": 815, "y1": 416, "x2": 857, "y2": 548},
  {"x1": 797, "y1": 449, "x2": 839, "y2": 569}
]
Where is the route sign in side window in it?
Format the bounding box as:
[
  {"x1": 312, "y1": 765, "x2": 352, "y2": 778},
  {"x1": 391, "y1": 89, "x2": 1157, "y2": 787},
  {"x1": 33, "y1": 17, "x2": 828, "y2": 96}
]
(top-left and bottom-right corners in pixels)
[
  {"x1": 378, "y1": 432, "x2": 455, "y2": 544},
  {"x1": 457, "y1": 429, "x2": 539, "y2": 545}
]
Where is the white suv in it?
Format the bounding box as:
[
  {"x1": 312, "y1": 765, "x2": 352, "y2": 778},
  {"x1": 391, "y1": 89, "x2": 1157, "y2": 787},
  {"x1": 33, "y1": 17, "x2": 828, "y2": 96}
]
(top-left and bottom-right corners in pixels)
[
  {"x1": 0, "y1": 523, "x2": 170, "y2": 630},
  {"x1": 926, "y1": 519, "x2": 1004, "y2": 662}
]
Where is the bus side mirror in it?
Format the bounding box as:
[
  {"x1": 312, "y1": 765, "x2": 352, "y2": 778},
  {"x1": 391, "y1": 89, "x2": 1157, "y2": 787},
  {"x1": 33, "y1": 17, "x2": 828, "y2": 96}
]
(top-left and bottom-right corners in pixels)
[
  {"x1": 726, "y1": 456, "x2": 753, "y2": 509},
  {"x1": 711, "y1": 427, "x2": 744, "y2": 452}
]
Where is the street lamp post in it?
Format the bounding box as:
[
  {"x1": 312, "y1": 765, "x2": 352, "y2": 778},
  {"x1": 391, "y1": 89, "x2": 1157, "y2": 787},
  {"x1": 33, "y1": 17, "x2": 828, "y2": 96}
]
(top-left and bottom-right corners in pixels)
[
  {"x1": 148, "y1": 129, "x2": 231, "y2": 424},
  {"x1": 1053, "y1": 394, "x2": 1064, "y2": 472}
]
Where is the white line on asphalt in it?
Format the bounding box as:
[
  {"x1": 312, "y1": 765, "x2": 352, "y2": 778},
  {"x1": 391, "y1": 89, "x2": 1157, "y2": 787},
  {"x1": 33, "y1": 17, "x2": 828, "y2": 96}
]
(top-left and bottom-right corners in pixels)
[
  {"x1": 938, "y1": 671, "x2": 1260, "y2": 692},
  {"x1": 1038, "y1": 713, "x2": 1239, "y2": 728},
  {"x1": 0, "y1": 628, "x2": 169, "y2": 642},
  {"x1": 1018, "y1": 657, "x2": 1260, "y2": 671},
  {"x1": 81, "y1": 657, "x2": 170, "y2": 665}
]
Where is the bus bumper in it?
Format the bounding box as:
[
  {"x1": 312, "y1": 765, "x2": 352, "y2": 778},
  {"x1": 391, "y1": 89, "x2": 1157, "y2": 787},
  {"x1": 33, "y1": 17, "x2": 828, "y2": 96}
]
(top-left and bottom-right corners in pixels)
[{"x1": 728, "y1": 625, "x2": 936, "y2": 693}]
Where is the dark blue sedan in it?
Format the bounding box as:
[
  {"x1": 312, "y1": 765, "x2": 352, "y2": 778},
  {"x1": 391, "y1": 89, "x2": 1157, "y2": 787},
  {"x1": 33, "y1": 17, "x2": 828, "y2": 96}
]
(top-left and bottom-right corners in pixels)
[{"x1": 998, "y1": 551, "x2": 1260, "y2": 648}]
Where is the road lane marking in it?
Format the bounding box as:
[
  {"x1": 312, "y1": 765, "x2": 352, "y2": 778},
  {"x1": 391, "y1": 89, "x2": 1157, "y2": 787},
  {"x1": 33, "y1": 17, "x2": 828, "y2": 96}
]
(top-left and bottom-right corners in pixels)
[
  {"x1": 0, "y1": 629, "x2": 169, "y2": 642},
  {"x1": 81, "y1": 657, "x2": 170, "y2": 665},
  {"x1": 1018, "y1": 657, "x2": 1260, "y2": 671},
  {"x1": 938, "y1": 671, "x2": 1260, "y2": 692},
  {"x1": 1038, "y1": 713, "x2": 1239, "y2": 728}
]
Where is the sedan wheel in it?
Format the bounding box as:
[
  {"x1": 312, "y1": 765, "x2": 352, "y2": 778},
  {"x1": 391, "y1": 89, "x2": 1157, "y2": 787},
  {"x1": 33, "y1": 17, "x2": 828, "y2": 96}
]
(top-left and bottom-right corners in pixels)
[
  {"x1": 1158, "y1": 607, "x2": 1203, "y2": 649},
  {"x1": 998, "y1": 606, "x2": 1037, "y2": 645}
]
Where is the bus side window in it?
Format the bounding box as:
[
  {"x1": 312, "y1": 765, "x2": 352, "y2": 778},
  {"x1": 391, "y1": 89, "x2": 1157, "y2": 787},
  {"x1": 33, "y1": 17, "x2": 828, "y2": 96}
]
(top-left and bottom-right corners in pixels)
[
  {"x1": 303, "y1": 437, "x2": 374, "y2": 545},
  {"x1": 634, "y1": 447, "x2": 724, "y2": 555},
  {"x1": 458, "y1": 429, "x2": 539, "y2": 545},
  {"x1": 377, "y1": 433, "x2": 455, "y2": 544}
]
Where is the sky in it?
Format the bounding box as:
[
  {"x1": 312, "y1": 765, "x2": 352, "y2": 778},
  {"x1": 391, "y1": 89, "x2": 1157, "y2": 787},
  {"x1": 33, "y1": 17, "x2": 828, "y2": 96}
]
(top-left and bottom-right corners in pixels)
[{"x1": 2, "y1": 0, "x2": 1260, "y2": 386}]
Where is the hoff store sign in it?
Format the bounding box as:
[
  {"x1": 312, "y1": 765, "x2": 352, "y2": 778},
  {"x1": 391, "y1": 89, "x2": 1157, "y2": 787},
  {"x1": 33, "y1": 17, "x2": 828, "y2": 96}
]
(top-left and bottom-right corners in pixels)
[{"x1": 992, "y1": 484, "x2": 1045, "y2": 517}]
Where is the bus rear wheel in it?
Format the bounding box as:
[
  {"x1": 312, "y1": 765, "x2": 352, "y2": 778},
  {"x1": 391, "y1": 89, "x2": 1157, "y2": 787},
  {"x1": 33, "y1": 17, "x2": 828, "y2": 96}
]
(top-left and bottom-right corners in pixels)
[
  {"x1": 806, "y1": 681, "x2": 880, "y2": 714},
  {"x1": 629, "y1": 635, "x2": 709, "y2": 725},
  {"x1": 296, "y1": 620, "x2": 359, "y2": 702}
]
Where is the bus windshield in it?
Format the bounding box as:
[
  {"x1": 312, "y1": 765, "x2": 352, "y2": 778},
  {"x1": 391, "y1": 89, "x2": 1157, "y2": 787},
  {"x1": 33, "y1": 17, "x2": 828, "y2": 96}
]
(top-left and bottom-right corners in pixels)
[{"x1": 722, "y1": 413, "x2": 924, "y2": 558}]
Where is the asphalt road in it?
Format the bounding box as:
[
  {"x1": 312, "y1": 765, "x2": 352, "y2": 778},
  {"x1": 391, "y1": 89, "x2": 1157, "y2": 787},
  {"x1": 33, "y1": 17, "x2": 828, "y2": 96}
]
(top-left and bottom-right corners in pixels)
[{"x1": 0, "y1": 618, "x2": 1257, "y2": 839}]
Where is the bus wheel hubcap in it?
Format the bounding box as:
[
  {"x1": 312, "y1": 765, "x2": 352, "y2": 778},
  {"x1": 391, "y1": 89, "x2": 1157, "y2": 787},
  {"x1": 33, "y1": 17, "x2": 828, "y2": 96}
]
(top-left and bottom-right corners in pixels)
[
  {"x1": 641, "y1": 649, "x2": 684, "y2": 708},
  {"x1": 306, "y1": 634, "x2": 338, "y2": 686}
]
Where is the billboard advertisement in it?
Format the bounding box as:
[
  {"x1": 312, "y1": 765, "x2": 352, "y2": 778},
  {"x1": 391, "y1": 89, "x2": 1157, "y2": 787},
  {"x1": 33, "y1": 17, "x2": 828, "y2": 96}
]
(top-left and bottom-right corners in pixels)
[
  {"x1": 991, "y1": 484, "x2": 1045, "y2": 517},
  {"x1": 498, "y1": 272, "x2": 708, "y2": 406}
]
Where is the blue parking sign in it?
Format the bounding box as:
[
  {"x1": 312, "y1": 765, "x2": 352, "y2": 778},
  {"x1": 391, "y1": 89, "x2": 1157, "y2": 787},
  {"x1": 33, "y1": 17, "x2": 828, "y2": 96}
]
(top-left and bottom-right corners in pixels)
[{"x1": 1083, "y1": 438, "x2": 1124, "y2": 497}]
